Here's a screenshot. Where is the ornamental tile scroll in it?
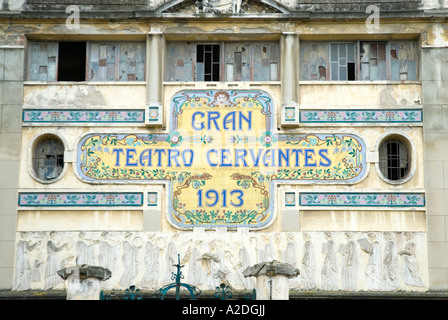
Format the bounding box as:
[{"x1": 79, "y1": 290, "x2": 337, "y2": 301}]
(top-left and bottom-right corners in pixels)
[{"x1": 76, "y1": 90, "x2": 367, "y2": 229}]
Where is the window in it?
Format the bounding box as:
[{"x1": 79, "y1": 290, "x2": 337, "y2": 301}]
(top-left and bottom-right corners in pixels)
[
  {"x1": 88, "y1": 42, "x2": 145, "y2": 81},
  {"x1": 379, "y1": 136, "x2": 410, "y2": 181},
  {"x1": 300, "y1": 41, "x2": 418, "y2": 81},
  {"x1": 360, "y1": 42, "x2": 387, "y2": 80},
  {"x1": 166, "y1": 42, "x2": 279, "y2": 82},
  {"x1": 196, "y1": 44, "x2": 220, "y2": 81},
  {"x1": 58, "y1": 42, "x2": 87, "y2": 81},
  {"x1": 28, "y1": 41, "x2": 145, "y2": 81},
  {"x1": 32, "y1": 134, "x2": 65, "y2": 181},
  {"x1": 29, "y1": 42, "x2": 58, "y2": 81},
  {"x1": 330, "y1": 42, "x2": 356, "y2": 81}
]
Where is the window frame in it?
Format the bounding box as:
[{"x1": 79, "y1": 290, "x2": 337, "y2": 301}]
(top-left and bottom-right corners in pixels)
[
  {"x1": 300, "y1": 40, "x2": 419, "y2": 82},
  {"x1": 329, "y1": 42, "x2": 357, "y2": 81},
  {"x1": 27, "y1": 41, "x2": 146, "y2": 82},
  {"x1": 28, "y1": 132, "x2": 68, "y2": 184},
  {"x1": 375, "y1": 133, "x2": 416, "y2": 185},
  {"x1": 165, "y1": 41, "x2": 280, "y2": 82}
]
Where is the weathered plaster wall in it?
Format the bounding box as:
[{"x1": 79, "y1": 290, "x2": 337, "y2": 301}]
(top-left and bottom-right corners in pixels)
[
  {"x1": 0, "y1": 45, "x2": 24, "y2": 289},
  {"x1": 422, "y1": 23, "x2": 448, "y2": 291}
]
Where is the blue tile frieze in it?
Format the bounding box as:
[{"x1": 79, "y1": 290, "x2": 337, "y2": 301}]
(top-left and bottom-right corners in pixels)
[
  {"x1": 299, "y1": 192, "x2": 425, "y2": 207},
  {"x1": 299, "y1": 109, "x2": 422, "y2": 123},
  {"x1": 18, "y1": 192, "x2": 144, "y2": 207},
  {"x1": 23, "y1": 109, "x2": 145, "y2": 123}
]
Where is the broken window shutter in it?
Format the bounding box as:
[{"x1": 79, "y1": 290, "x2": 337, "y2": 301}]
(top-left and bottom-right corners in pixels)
[
  {"x1": 118, "y1": 42, "x2": 145, "y2": 81},
  {"x1": 389, "y1": 41, "x2": 417, "y2": 81},
  {"x1": 269, "y1": 43, "x2": 279, "y2": 81},
  {"x1": 234, "y1": 51, "x2": 242, "y2": 81},
  {"x1": 196, "y1": 44, "x2": 205, "y2": 81},
  {"x1": 166, "y1": 43, "x2": 194, "y2": 81},
  {"x1": 378, "y1": 43, "x2": 387, "y2": 80},
  {"x1": 224, "y1": 43, "x2": 245, "y2": 81},
  {"x1": 299, "y1": 42, "x2": 328, "y2": 81},
  {"x1": 360, "y1": 42, "x2": 370, "y2": 80},
  {"x1": 389, "y1": 43, "x2": 398, "y2": 80},
  {"x1": 88, "y1": 43, "x2": 116, "y2": 81},
  {"x1": 346, "y1": 42, "x2": 356, "y2": 80},
  {"x1": 330, "y1": 43, "x2": 339, "y2": 80},
  {"x1": 368, "y1": 42, "x2": 388, "y2": 80},
  {"x1": 29, "y1": 42, "x2": 58, "y2": 81},
  {"x1": 240, "y1": 44, "x2": 250, "y2": 81}
]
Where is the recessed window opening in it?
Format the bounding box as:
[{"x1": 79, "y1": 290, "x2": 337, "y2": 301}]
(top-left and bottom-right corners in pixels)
[
  {"x1": 32, "y1": 135, "x2": 65, "y2": 181},
  {"x1": 330, "y1": 42, "x2": 356, "y2": 81},
  {"x1": 379, "y1": 137, "x2": 410, "y2": 181},
  {"x1": 196, "y1": 44, "x2": 220, "y2": 81},
  {"x1": 58, "y1": 42, "x2": 86, "y2": 81}
]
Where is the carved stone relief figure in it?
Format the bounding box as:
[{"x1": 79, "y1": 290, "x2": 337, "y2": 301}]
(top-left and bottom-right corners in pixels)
[
  {"x1": 383, "y1": 232, "x2": 399, "y2": 291},
  {"x1": 44, "y1": 232, "x2": 68, "y2": 289},
  {"x1": 163, "y1": 240, "x2": 178, "y2": 284},
  {"x1": 119, "y1": 234, "x2": 142, "y2": 288},
  {"x1": 12, "y1": 233, "x2": 39, "y2": 291},
  {"x1": 257, "y1": 234, "x2": 276, "y2": 263},
  {"x1": 98, "y1": 232, "x2": 121, "y2": 290},
  {"x1": 200, "y1": 0, "x2": 237, "y2": 13},
  {"x1": 75, "y1": 232, "x2": 98, "y2": 266},
  {"x1": 284, "y1": 234, "x2": 300, "y2": 289},
  {"x1": 234, "y1": 241, "x2": 254, "y2": 289},
  {"x1": 139, "y1": 234, "x2": 160, "y2": 289},
  {"x1": 399, "y1": 233, "x2": 424, "y2": 288},
  {"x1": 358, "y1": 232, "x2": 383, "y2": 291},
  {"x1": 231, "y1": 0, "x2": 242, "y2": 13},
  {"x1": 321, "y1": 232, "x2": 338, "y2": 290},
  {"x1": 339, "y1": 232, "x2": 359, "y2": 291},
  {"x1": 186, "y1": 240, "x2": 206, "y2": 287},
  {"x1": 201, "y1": 240, "x2": 230, "y2": 288},
  {"x1": 301, "y1": 233, "x2": 316, "y2": 290}
]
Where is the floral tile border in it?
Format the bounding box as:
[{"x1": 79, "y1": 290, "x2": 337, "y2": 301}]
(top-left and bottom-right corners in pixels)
[
  {"x1": 18, "y1": 192, "x2": 144, "y2": 207},
  {"x1": 299, "y1": 109, "x2": 422, "y2": 123},
  {"x1": 299, "y1": 192, "x2": 425, "y2": 207},
  {"x1": 22, "y1": 109, "x2": 145, "y2": 123}
]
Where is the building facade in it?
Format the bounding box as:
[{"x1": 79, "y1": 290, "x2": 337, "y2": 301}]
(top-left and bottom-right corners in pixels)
[{"x1": 0, "y1": 0, "x2": 448, "y2": 296}]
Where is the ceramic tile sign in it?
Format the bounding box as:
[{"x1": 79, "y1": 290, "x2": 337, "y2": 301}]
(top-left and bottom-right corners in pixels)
[{"x1": 76, "y1": 90, "x2": 367, "y2": 229}]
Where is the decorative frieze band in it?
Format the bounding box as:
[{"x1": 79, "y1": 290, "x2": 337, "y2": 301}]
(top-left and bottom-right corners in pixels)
[
  {"x1": 299, "y1": 109, "x2": 422, "y2": 123},
  {"x1": 24, "y1": 108, "x2": 422, "y2": 126},
  {"x1": 22, "y1": 109, "x2": 145, "y2": 123},
  {"x1": 296, "y1": 192, "x2": 425, "y2": 207},
  {"x1": 18, "y1": 191, "x2": 424, "y2": 209},
  {"x1": 18, "y1": 192, "x2": 147, "y2": 207}
]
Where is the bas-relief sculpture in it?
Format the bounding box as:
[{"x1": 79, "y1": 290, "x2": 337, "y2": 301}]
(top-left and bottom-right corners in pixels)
[
  {"x1": 152, "y1": 0, "x2": 291, "y2": 14},
  {"x1": 12, "y1": 231, "x2": 428, "y2": 293}
]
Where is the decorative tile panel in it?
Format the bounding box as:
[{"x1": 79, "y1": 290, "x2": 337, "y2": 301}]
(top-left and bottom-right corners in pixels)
[
  {"x1": 299, "y1": 109, "x2": 422, "y2": 123},
  {"x1": 18, "y1": 192, "x2": 144, "y2": 207},
  {"x1": 147, "y1": 192, "x2": 158, "y2": 206},
  {"x1": 285, "y1": 192, "x2": 296, "y2": 207},
  {"x1": 145, "y1": 101, "x2": 163, "y2": 126},
  {"x1": 299, "y1": 192, "x2": 425, "y2": 207},
  {"x1": 22, "y1": 109, "x2": 145, "y2": 123},
  {"x1": 75, "y1": 90, "x2": 368, "y2": 229},
  {"x1": 281, "y1": 101, "x2": 299, "y2": 126}
]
